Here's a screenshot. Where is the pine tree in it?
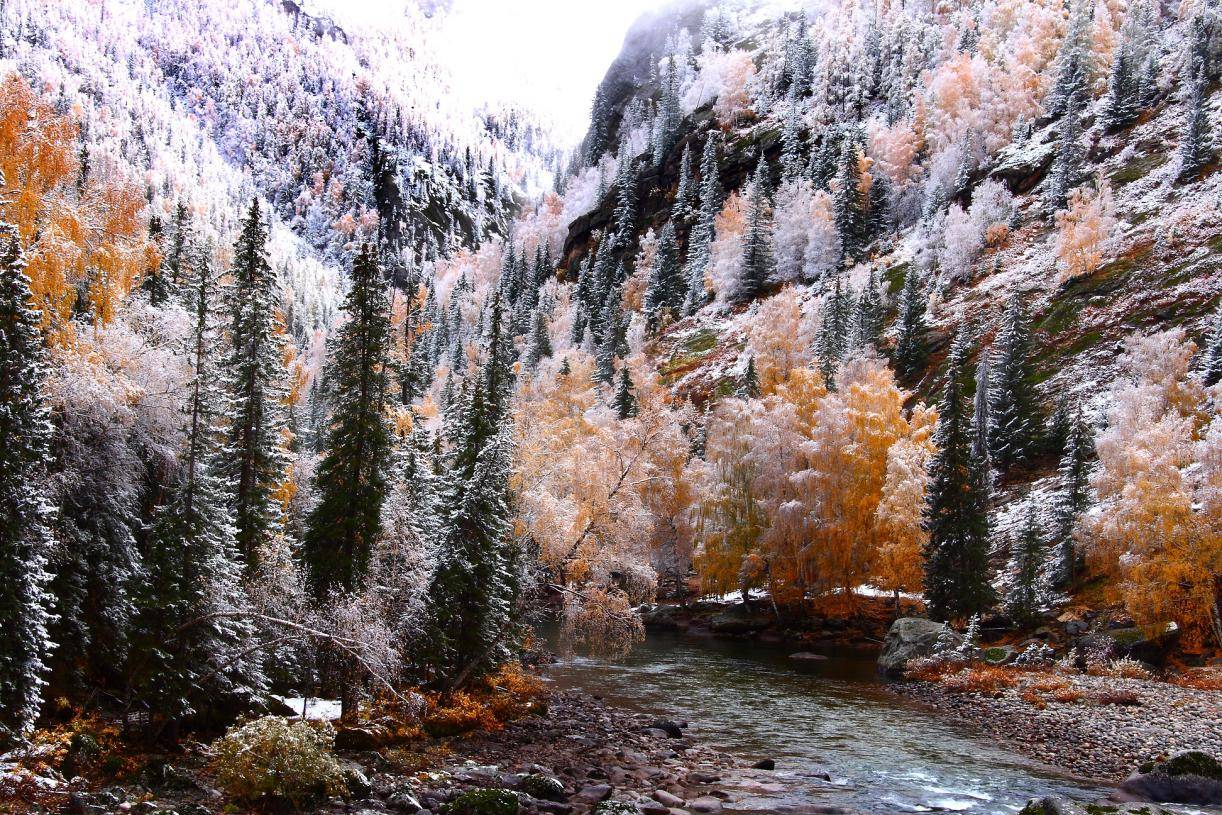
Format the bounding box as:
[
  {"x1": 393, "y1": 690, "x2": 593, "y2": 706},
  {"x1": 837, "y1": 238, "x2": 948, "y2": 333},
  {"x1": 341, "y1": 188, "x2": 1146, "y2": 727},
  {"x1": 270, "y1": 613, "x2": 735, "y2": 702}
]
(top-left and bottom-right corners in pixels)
[
  {"x1": 853, "y1": 269, "x2": 884, "y2": 349},
  {"x1": 612, "y1": 153, "x2": 638, "y2": 249},
  {"x1": 523, "y1": 302, "x2": 553, "y2": 371},
  {"x1": 653, "y1": 58, "x2": 682, "y2": 166},
  {"x1": 132, "y1": 245, "x2": 266, "y2": 733},
  {"x1": 224, "y1": 199, "x2": 288, "y2": 573},
  {"x1": 614, "y1": 368, "x2": 639, "y2": 419},
  {"x1": 987, "y1": 298, "x2": 1041, "y2": 473},
  {"x1": 1007, "y1": 508, "x2": 1045, "y2": 626},
  {"x1": 420, "y1": 295, "x2": 519, "y2": 688},
  {"x1": 1178, "y1": 67, "x2": 1213, "y2": 181},
  {"x1": 1103, "y1": 40, "x2": 1140, "y2": 132},
  {"x1": 672, "y1": 144, "x2": 695, "y2": 220},
  {"x1": 1046, "y1": 1, "x2": 1090, "y2": 120},
  {"x1": 644, "y1": 221, "x2": 683, "y2": 333},
  {"x1": 141, "y1": 214, "x2": 173, "y2": 307},
  {"x1": 780, "y1": 85, "x2": 804, "y2": 181},
  {"x1": 683, "y1": 133, "x2": 721, "y2": 315},
  {"x1": 586, "y1": 84, "x2": 613, "y2": 164},
  {"x1": 818, "y1": 274, "x2": 855, "y2": 387},
  {"x1": 166, "y1": 200, "x2": 191, "y2": 286},
  {"x1": 596, "y1": 290, "x2": 624, "y2": 386},
  {"x1": 833, "y1": 140, "x2": 867, "y2": 262},
  {"x1": 923, "y1": 326, "x2": 994, "y2": 622},
  {"x1": 740, "y1": 355, "x2": 761, "y2": 399},
  {"x1": 0, "y1": 224, "x2": 55, "y2": 738},
  {"x1": 303, "y1": 244, "x2": 393, "y2": 601},
  {"x1": 1047, "y1": 101, "x2": 1084, "y2": 210},
  {"x1": 973, "y1": 354, "x2": 992, "y2": 477},
  {"x1": 736, "y1": 162, "x2": 776, "y2": 303},
  {"x1": 1204, "y1": 302, "x2": 1222, "y2": 387},
  {"x1": 894, "y1": 268, "x2": 928, "y2": 378},
  {"x1": 1053, "y1": 407, "x2": 1092, "y2": 586}
]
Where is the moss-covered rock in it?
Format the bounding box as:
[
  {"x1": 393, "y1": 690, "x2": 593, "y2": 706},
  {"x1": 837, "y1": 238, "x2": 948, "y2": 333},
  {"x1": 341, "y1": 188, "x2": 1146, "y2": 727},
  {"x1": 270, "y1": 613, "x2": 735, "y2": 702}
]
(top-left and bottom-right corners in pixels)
[
  {"x1": 1121, "y1": 751, "x2": 1222, "y2": 805},
  {"x1": 592, "y1": 802, "x2": 640, "y2": 815},
  {"x1": 519, "y1": 773, "x2": 566, "y2": 802},
  {"x1": 444, "y1": 788, "x2": 520, "y2": 815}
]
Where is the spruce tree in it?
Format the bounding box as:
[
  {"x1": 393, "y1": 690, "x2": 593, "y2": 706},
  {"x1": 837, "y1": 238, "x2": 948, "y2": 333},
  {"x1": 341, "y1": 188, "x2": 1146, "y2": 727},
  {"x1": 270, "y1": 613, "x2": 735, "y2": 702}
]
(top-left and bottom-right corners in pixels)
[
  {"x1": 1178, "y1": 67, "x2": 1213, "y2": 181},
  {"x1": 894, "y1": 268, "x2": 929, "y2": 378},
  {"x1": 420, "y1": 295, "x2": 519, "y2": 688},
  {"x1": 166, "y1": 200, "x2": 191, "y2": 286},
  {"x1": 595, "y1": 291, "x2": 624, "y2": 386},
  {"x1": 987, "y1": 298, "x2": 1041, "y2": 473},
  {"x1": 653, "y1": 58, "x2": 682, "y2": 166},
  {"x1": 1047, "y1": 100, "x2": 1084, "y2": 210},
  {"x1": 644, "y1": 221, "x2": 683, "y2": 333},
  {"x1": 683, "y1": 133, "x2": 721, "y2": 315},
  {"x1": 1204, "y1": 302, "x2": 1222, "y2": 387},
  {"x1": 1046, "y1": 1, "x2": 1090, "y2": 120},
  {"x1": 922, "y1": 327, "x2": 994, "y2": 622},
  {"x1": 672, "y1": 144, "x2": 695, "y2": 220},
  {"x1": 224, "y1": 199, "x2": 289, "y2": 573},
  {"x1": 1103, "y1": 40, "x2": 1140, "y2": 131},
  {"x1": 0, "y1": 225, "x2": 55, "y2": 738},
  {"x1": 614, "y1": 368, "x2": 639, "y2": 419},
  {"x1": 1053, "y1": 407, "x2": 1092, "y2": 586},
  {"x1": 612, "y1": 154, "x2": 637, "y2": 249},
  {"x1": 303, "y1": 244, "x2": 393, "y2": 601},
  {"x1": 818, "y1": 274, "x2": 855, "y2": 387},
  {"x1": 132, "y1": 245, "x2": 266, "y2": 733},
  {"x1": 740, "y1": 355, "x2": 761, "y2": 399},
  {"x1": 833, "y1": 140, "x2": 868, "y2": 262},
  {"x1": 1007, "y1": 507, "x2": 1044, "y2": 626},
  {"x1": 780, "y1": 86, "x2": 804, "y2": 181},
  {"x1": 141, "y1": 215, "x2": 173, "y2": 307},
  {"x1": 523, "y1": 302, "x2": 553, "y2": 371},
  {"x1": 736, "y1": 162, "x2": 776, "y2": 303},
  {"x1": 854, "y1": 269, "x2": 884, "y2": 350}
]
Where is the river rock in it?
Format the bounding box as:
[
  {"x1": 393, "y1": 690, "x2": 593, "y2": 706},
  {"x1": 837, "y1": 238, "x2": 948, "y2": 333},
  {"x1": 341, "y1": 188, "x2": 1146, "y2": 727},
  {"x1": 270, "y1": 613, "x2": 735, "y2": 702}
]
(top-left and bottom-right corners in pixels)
[
  {"x1": 709, "y1": 603, "x2": 774, "y2": 635},
  {"x1": 1120, "y1": 751, "x2": 1222, "y2": 805},
  {"x1": 1018, "y1": 797, "x2": 1178, "y2": 815},
  {"x1": 878, "y1": 618, "x2": 960, "y2": 677},
  {"x1": 751, "y1": 759, "x2": 775, "y2": 770},
  {"x1": 652, "y1": 789, "x2": 685, "y2": 807},
  {"x1": 648, "y1": 720, "x2": 685, "y2": 739},
  {"x1": 788, "y1": 652, "x2": 827, "y2": 662},
  {"x1": 688, "y1": 795, "x2": 722, "y2": 812},
  {"x1": 575, "y1": 784, "x2": 613, "y2": 804},
  {"x1": 640, "y1": 604, "x2": 684, "y2": 631}
]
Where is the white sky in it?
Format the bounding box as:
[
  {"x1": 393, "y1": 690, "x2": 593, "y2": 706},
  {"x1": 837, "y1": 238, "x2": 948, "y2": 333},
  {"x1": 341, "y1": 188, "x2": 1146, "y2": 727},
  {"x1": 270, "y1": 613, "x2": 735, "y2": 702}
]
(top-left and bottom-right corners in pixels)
[{"x1": 324, "y1": 0, "x2": 672, "y2": 145}]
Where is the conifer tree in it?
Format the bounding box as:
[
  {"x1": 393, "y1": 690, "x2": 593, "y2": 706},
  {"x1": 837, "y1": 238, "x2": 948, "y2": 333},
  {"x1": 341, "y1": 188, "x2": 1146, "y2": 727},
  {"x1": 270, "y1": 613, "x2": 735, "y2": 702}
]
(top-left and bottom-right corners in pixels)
[
  {"x1": 736, "y1": 162, "x2": 777, "y2": 303},
  {"x1": 1103, "y1": 40, "x2": 1140, "y2": 131},
  {"x1": 224, "y1": 198, "x2": 288, "y2": 573},
  {"x1": 612, "y1": 154, "x2": 637, "y2": 249},
  {"x1": 420, "y1": 295, "x2": 519, "y2": 688},
  {"x1": 644, "y1": 221, "x2": 683, "y2": 333},
  {"x1": 167, "y1": 200, "x2": 191, "y2": 286},
  {"x1": 596, "y1": 291, "x2": 624, "y2": 386},
  {"x1": 923, "y1": 327, "x2": 994, "y2": 622},
  {"x1": 854, "y1": 269, "x2": 884, "y2": 349},
  {"x1": 141, "y1": 215, "x2": 174, "y2": 307},
  {"x1": 653, "y1": 58, "x2": 682, "y2": 166},
  {"x1": 672, "y1": 144, "x2": 695, "y2": 220},
  {"x1": 987, "y1": 298, "x2": 1041, "y2": 473},
  {"x1": 1178, "y1": 67, "x2": 1213, "y2": 181},
  {"x1": 132, "y1": 244, "x2": 266, "y2": 733},
  {"x1": 818, "y1": 274, "x2": 855, "y2": 386},
  {"x1": 1047, "y1": 101, "x2": 1085, "y2": 210},
  {"x1": 1204, "y1": 302, "x2": 1222, "y2": 387},
  {"x1": 894, "y1": 268, "x2": 929, "y2": 377},
  {"x1": 1007, "y1": 507, "x2": 1044, "y2": 626},
  {"x1": 614, "y1": 368, "x2": 639, "y2": 419},
  {"x1": 1053, "y1": 407, "x2": 1092, "y2": 585},
  {"x1": 523, "y1": 302, "x2": 553, "y2": 371},
  {"x1": 0, "y1": 225, "x2": 55, "y2": 738},
  {"x1": 973, "y1": 355, "x2": 992, "y2": 481},
  {"x1": 833, "y1": 140, "x2": 867, "y2": 262},
  {"x1": 683, "y1": 133, "x2": 721, "y2": 315},
  {"x1": 303, "y1": 244, "x2": 393, "y2": 600},
  {"x1": 740, "y1": 355, "x2": 761, "y2": 399},
  {"x1": 780, "y1": 86, "x2": 804, "y2": 180},
  {"x1": 1046, "y1": 1, "x2": 1090, "y2": 120}
]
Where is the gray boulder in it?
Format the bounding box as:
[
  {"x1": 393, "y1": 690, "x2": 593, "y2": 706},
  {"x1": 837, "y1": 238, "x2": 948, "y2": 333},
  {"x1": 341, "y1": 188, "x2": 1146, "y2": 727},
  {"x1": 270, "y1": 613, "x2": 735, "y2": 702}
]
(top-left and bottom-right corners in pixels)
[
  {"x1": 1120, "y1": 751, "x2": 1222, "y2": 805},
  {"x1": 1019, "y1": 797, "x2": 1177, "y2": 815},
  {"x1": 878, "y1": 618, "x2": 960, "y2": 677},
  {"x1": 709, "y1": 603, "x2": 773, "y2": 634}
]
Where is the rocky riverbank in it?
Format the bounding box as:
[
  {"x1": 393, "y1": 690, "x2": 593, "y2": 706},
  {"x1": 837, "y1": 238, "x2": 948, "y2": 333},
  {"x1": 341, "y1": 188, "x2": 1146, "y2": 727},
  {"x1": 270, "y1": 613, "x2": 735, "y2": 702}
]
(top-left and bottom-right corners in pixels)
[{"x1": 894, "y1": 672, "x2": 1222, "y2": 782}]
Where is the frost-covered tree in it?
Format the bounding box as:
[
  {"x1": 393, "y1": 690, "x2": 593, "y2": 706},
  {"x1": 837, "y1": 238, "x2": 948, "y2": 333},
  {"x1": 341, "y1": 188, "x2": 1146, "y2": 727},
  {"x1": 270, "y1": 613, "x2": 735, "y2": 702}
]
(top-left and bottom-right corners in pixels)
[
  {"x1": 833, "y1": 140, "x2": 868, "y2": 262},
  {"x1": 141, "y1": 215, "x2": 174, "y2": 307},
  {"x1": 854, "y1": 270, "x2": 884, "y2": 350},
  {"x1": 1047, "y1": 103, "x2": 1085, "y2": 210},
  {"x1": 672, "y1": 144, "x2": 695, "y2": 220},
  {"x1": 1053, "y1": 406, "x2": 1093, "y2": 585},
  {"x1": 132, "y1": 245, "x2": 266, "y2": 734},
  {"x1": 818, "y1": 275, "x2": 855, "y2": 387},
  {"x1": 0, "y1": 226, "x2": 55, "y2": 738},
  {"x1": 224, "y1": 199, "x2": 288, "y2": 572},
  {"x1": 653, "y1": 58, "x2": 682, "y2": 166},
  {"x1": 1103, "y1": 39, "x2": 1140, "y2": 131},
  {"x1": 523, "y1": 303, "x2": 553, "y2": 370},
  {"x1": 614, "y1": 367, "x2": 639, "y2": 419},
  {"x1": 780, "y1": 86, "x2": 804, "y2": 180},
  {"x1": 1178, "y1": 67, "x2": 1213, "y2": 181},
  {"x1": 1007, "y1": 507, "x2": 1044, "y2": 625},
  {"x1": 1046, "y1": 0, "x2": 1091, "y2": 120},
  {"x1": 894, "y1": 268, "x2": 928, "y2": 378},
  {"x1": 735, "y1": 162, "x2": 776, "y2": 303},
  {"x1": 988, "y1": 298, "x2": 1041, "y2": 472},
  {"x1": 1204, "y1": 303, "x2": 1222, "y2": 387},
  {"x1": 644, "y1": 221, "x2": 683, "y2": 332},
  {"x1": 611, "y1": 154, "x2": 638, "y2": 249},
  {"x1": 303, "y1": 244, "x2": 393, "y2": 601},
  {"x1": 923, "y1": 327, "x2": 994, "y2": 622},
  {"x1": 683, "y1": 133, "x2": 722, "y2": 315}
]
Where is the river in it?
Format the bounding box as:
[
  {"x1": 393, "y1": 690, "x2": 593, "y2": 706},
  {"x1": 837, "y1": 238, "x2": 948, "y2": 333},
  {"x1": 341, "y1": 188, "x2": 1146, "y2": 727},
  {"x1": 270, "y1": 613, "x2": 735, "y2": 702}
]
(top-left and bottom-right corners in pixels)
[{"x1": 544, "y1": 631, "x2": 1116, "y2": 815}]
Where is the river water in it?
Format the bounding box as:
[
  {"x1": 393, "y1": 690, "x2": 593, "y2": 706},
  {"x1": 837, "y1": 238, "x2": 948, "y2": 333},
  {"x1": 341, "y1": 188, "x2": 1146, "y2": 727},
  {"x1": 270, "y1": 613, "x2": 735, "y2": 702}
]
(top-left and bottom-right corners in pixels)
[{"x1": 544, "y1": 631, "x2": 1116, "y2": 815}]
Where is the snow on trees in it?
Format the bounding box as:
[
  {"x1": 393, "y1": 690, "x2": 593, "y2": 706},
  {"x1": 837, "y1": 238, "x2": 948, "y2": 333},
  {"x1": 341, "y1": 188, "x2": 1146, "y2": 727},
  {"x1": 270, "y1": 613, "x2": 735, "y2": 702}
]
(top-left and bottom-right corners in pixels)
[{"x1": 1054, "y1": 182, "x2": 1117, "y2": 283}]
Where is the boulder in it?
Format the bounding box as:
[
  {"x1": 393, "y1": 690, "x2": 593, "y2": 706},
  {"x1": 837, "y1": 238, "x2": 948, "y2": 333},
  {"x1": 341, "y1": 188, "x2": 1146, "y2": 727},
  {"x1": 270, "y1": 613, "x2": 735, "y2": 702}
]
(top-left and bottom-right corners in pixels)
[
  {"x1": 1120, "y1": 751, "x2": 1222, "y2": 805},
  {"x1": 788, "y1": 652, "x2": 827, "y2": 662},
  {"x1": 444, "y1": 788, "x2": 520, "y2": 815},
  {"x1": 335, "y1": 724, "x2": 391, "y2": 750},
  {"x1": 574, "y1": 784, "x2": 613, "y2": 804},
  {"x1": 981, "y1": 645, "x2": 1017, "y2": 666},
  {"x1": 647, "y1": 719, "x2": 684, "y2": 739},
  {"x1": 709, "y1": 603, "x2": 774, "y2": 635},
  {"x1": 878, "y1": 618, "x2": 960, "y2": 677},
  {"x1": 989, "y1": 131, "x2": 1057, "y2": 193},
  {"x1": 518, "y1": 774, "x2": 567, "y2": 802},
  {"x1": 1108, "y1": 623, "x2": 1181, "y2": 665},
  {"x1": 640, "y1": 604, "x2": 683, "y2": 631},
  {"x1": 751, "y1": 759, "x2": 775, "y2": 771},
  {"x1": 343, "y1": 767, "x2": 373, "y2": 799},
  {"x1": 1018, "y1": 798, "x2": 1178, "y2": 815}
]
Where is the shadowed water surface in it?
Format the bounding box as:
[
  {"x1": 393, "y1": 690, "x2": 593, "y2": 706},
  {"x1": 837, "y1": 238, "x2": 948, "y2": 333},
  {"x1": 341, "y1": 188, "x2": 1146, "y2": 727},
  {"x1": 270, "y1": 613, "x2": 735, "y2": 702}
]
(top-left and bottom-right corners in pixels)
[{"x1": 545, "y1": 631, "x2": 1115, "y2": 814}]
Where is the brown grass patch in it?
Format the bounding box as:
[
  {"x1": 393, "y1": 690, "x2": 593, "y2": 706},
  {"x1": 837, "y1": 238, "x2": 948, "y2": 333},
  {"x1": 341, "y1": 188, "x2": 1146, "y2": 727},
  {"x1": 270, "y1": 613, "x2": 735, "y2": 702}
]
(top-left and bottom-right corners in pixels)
[
  {"x1": 940, "y1": 665, "x2": 1018, "y2": 694},
  {"x1": 1168, "y1": 668, "x2": 1222, "y2": 691}
]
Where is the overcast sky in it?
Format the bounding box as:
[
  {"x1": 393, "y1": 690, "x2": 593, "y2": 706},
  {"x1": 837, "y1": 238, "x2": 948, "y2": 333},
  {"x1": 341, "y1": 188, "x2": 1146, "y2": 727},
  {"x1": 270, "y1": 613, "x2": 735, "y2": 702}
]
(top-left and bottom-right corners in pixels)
[{"x1": 435, "y1": 0, "x2": 668, "y2": 143}]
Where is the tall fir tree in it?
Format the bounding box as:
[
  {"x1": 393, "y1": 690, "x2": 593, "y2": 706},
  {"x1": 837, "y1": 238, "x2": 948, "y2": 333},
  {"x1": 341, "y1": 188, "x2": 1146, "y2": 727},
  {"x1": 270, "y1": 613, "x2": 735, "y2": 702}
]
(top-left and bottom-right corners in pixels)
[
  {"x1": 1204, "y1": 302, "x2": 1222, "y2": 386},
  {"x1": 818, "y1": 274, "x2": 855, "y2": 387},
  {"x1": 0, "y1": 224, "x2": 55, "y2": 738},
  {"x1": 614, "y1": 367, "x2": 639, "y2": 419},
  {"x1": 1178, "y1": 67, "x2": 1213, "y2": 181},
  {"x1": 612, "y1": 152, "x2": 638, "y2": 250},
  {"x1": 1006, "y1": 507, "x2": 1044, "y2": 625},
  {"x1": 672, "y1": 144, "x2": 695, "y2": 220},
  {"x1": 1047, "y1": 100, "x2": 1085, "y2": 210},
  {"x1": 780, "y1": 85, "x2": 805, "y2": 180},
  {"x1": 740, "y1": 355, "x2": 761, "y2": 399},
  {"x1": 853, "y1": 269, "x2": 884, "y2": 350},
  {"x1": 224, "y1": 199, "x2": 289, "y2": 573},
  {"x1": 141, "y1": 215, "x2": 174, "y2": 307},
  {"x1": 987, "y1": 298, "x2": 1041, "y2": 473},
  {"x1": 1053, "y1": 407, "x2": 1092, "y2": 586},
  {"x1": 736, "y1": 162, "x2": 777, "y2": 303},
  {"x1": 1103, "y1": 39, "x2": 1140, "y2": 131},
  {"x1": 683, "y1": 132, "x2": 721, "y2": 315},
  {"x1": 166, "y1": 200, "x2": 191, "y2": 286},
  {"x1": 523, "y1": 300, "x2": 553, "y2": 371},
  {"x1": 894, "y1": 268, "x2": 929, "y2": 378},
  {"x1": 1046, "y1": 0, "x2": 1091, "y2": 120},
  {"x1": 420, "y1": 294, "x2": 519, "y2": 688},
  {"x1": 923, "y1": 326, "x2": 994, "y2": 622},
  {"x1": 833, "y1": 140, "x2": 868, "y2": 262},
  {"x1": 303, "y1": 244, "x2": 393, "y2": 601},
  {"x1": 644, "y1": 221, "x2": 683, "y2": 333},
  {"x1": 132, "y1": 244, "x2": 266, "y2": 734}
]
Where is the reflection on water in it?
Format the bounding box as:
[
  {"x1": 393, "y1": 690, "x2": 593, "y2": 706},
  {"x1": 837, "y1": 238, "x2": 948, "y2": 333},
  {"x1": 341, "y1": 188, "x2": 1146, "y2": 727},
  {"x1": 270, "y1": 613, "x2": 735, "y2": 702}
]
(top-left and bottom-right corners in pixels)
[{"x1": 544, "y1": 631, "x2": 1112, "y2": 815}]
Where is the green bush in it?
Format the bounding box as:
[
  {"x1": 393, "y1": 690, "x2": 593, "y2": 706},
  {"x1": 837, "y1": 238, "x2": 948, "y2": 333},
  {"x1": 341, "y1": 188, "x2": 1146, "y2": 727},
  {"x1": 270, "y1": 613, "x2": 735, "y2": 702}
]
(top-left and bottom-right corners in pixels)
[
  {"x1": 210, "y1": 716, "x2": 347, "y2": 808},
  {"x1": 444, "y1": 788, "x2": 520, "y2": 815}
]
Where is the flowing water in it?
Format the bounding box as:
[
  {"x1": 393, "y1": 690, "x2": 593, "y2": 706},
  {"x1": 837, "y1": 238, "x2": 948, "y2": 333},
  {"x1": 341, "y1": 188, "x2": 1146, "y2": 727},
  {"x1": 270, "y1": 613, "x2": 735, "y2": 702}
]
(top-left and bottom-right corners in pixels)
[{"x1": 544, "y1": 631, "x2": 1116, "y2": 815}]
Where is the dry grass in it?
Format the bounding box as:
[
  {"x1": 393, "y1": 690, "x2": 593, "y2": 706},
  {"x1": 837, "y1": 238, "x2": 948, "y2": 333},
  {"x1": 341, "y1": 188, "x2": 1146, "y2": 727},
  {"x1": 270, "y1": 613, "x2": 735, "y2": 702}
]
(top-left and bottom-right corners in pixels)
[
  {"x1": 422, "y1": 662, "x2": 548, "y2": 738},
  {"x1": 1089, "y1": 689, "x2": 1142, "y2": 706},
  {"x1": 939, "y1": 665, "x2": 1018, "y2": 694},
  {"x1": 1168, "y1": 668, "x2": 1222, "y2": 691}
]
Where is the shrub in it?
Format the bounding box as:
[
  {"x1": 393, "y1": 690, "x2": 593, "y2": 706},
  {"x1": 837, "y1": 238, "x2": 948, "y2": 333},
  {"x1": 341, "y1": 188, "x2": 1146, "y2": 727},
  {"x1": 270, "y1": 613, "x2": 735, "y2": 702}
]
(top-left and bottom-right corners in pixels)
[
  {"x1": 483, "y1": 664, "x2": 546, "y2": 722},
  {"x1": 1169, "y1": 668, "x2": 1222, "y2": 691},
  {"x1": 1051, "y1": 686, "x2": 1084, "y2": 704},
  {"x1": 1101, "y1": 657, "x2": 1152, "y2": 680},
  {"x1": 210, "y1": 716, "x2": 346, "y2": 808},
  {"x1": 940, "y1": 666, "x2": 1017, "y2": 694},
  {"x1": 1012, "y1": 642, "x2": 1055, "y2": 668},
  {"x1": 423, "y1": 691, "x2": 500, "y2": 737},
  {"x1": 444, "y1": 788, "x2": 520, "y2": 815}
]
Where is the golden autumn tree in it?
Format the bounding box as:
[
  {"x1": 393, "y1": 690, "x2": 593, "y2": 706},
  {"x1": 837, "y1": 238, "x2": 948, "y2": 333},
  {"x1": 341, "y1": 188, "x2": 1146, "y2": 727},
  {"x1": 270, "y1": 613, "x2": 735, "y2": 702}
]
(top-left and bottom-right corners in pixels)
[
  {"x1": 0, "y1": 73, "x2": 152, "y2": 342},
  {"x1": 1088, "y1": 329, "x2": 1222, "y2": 649}
]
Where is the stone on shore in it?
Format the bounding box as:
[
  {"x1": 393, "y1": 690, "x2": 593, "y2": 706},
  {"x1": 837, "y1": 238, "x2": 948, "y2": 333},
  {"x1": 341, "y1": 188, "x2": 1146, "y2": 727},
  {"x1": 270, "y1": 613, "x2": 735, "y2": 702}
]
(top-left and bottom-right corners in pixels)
[
  {"x1": 709, "y1": 603, "x2": 774, "y2": 635},
  {"x1": 878, "y1": 618, "x2": 959, "y2": 677},
  {"x1": 1119, "y1": 750, "x2": 1222, "y2": 805},
  {"x1": 1018, "y1": 797, "x2": 1177, "y2": 814},
  {"x1": 788, "y1": 652, "x2": 827, "y2": 662}
]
